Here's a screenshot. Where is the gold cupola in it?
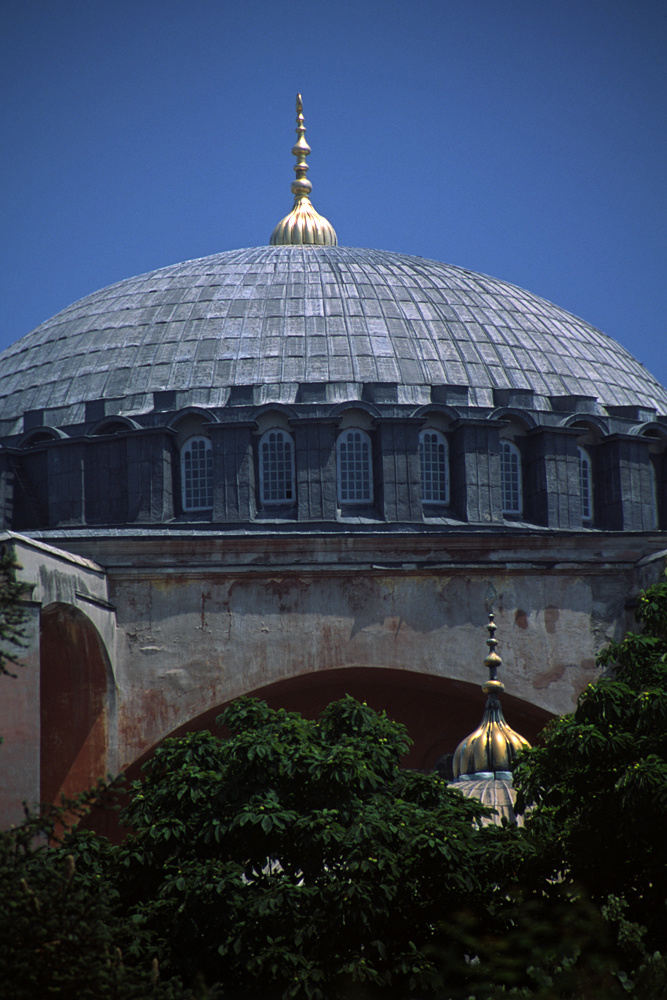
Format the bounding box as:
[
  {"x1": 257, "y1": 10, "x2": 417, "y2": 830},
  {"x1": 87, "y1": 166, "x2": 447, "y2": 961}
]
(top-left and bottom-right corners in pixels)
[
  {"x1": 453, "y1": 614, "x2": 530, "y2": 781},
  {"x1": 270, "y1": 94, "x2": 337, "y2": 247}
]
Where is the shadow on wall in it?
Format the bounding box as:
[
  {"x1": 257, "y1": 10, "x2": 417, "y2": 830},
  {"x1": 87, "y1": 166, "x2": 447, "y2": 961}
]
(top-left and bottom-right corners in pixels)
[{"x1": 40, "y1": 603, "x2": 112, "y2": 808}]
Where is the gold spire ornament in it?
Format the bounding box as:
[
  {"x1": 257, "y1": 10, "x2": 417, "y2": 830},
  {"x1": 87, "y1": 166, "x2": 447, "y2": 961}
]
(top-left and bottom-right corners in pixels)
[
  {"x1": 270, "y1": 94, "x2": 337, "y2": 246},
  {"x1": 453, "y1": 614, "x2": 530, "y2": 780}
]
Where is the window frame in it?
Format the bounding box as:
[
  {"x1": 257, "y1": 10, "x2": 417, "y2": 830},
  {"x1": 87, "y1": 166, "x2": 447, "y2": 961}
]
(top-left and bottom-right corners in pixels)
[
  {"x1": 337, "y1": 428, "x2": 373, "y2": 506},
  {"x1": 181, "y1": 435, "x2": 213, "y2": 512},
  {"x1": 500, "y1": 439, "x2": 522, "y2": 515},
  {"x1": 419, "y1": 428, "x2": 450, "y2": 506},
  {"x1": 258, "y1": 428, "x2": 296, "y2": 507}
]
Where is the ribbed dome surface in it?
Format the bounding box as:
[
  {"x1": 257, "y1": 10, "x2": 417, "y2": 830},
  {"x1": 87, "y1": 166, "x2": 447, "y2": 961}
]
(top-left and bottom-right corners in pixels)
[
  {"x1": 454, "y1": 778, "x2": 523, "y2": 827},
  {"x1": 1, "y1": 245, "x2": 666, "y2": 432}
]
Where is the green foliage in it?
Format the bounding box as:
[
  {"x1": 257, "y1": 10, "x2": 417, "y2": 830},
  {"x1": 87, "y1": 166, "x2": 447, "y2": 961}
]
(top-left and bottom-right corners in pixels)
[
  {"x1": 0, "y1": 790, "x2": 196, "y2": 1000},
  {"x1": 514, "y1": 570, "x2": 667, "y2": 993},
  {"x1": 0, "y1": 541, "x2": 28, "y2": 678},
  {"x1": 433, "y1": 881, "x2": 628, "y2": 1000},
  {"x1": 110, "y1": 696, "x2": 518, "y2": 999}
]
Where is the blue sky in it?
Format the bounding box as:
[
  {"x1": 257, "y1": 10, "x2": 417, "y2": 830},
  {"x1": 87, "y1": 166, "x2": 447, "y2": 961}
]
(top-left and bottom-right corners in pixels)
[{"x1": 2, "y1": 0, "x2": 666, "y2": 387}]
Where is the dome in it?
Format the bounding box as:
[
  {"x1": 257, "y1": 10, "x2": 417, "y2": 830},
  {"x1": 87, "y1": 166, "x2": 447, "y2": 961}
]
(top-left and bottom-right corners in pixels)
[
  {"x1": 453, "y1": 685, "x2": 530, "y2": 780},
  {"x1": 453, "y1": 777, "x2": 523, "y2": 828},
  {"x1": 450, "y1": 615, "x2": 531, "y2": 828},
  {"x1": 1, "y1": 244, "x2": 666, "y2": 434},
  {"x1": 453, "y1": 613, "x2": 530, "y2": 781}
]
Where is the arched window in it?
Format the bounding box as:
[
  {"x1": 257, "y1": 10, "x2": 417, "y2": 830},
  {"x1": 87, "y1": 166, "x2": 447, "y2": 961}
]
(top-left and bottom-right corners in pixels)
[
  {"x1": 337, "y1": 429, "x2": 373, "y2": 504},
  {"x1": 578, "y1": 447, "x2": 593, "y2": 522},
  {"x1": 181, "y1": 436, "x2": 213, "y2": 511},
  {"x1": 500, "y1": 440, "x2": 522, "y2": 515},
  {"x1": 259, "y1": 429, "x2": 295, "y2": 505},
  {"x1": 420, "y1": 430, "x2": 449, "y2": 504}
]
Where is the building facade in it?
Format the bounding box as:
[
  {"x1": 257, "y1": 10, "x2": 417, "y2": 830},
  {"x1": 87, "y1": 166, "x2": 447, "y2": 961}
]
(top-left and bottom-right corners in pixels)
[{"x1": 1, "y1": 101, "x2": 666, "y2": 824}]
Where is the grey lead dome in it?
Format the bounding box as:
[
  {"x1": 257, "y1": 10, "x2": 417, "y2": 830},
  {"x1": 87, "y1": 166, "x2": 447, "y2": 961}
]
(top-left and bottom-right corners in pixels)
[{"x1": 1, "y1": 244, "x2": 666, "y2": 433}]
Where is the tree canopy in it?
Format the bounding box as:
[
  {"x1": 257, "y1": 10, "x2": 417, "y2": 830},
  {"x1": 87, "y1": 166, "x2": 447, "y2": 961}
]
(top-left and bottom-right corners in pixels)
[
  {"x1": 514, "y1": 570, "x2": 667, "y2": 992},
  {"x1": 110, "y1": 696, "x2": 515, "y2": 999},
  {"x1": 0, "y1": 792, "x2": 195, "y2": 1000}
]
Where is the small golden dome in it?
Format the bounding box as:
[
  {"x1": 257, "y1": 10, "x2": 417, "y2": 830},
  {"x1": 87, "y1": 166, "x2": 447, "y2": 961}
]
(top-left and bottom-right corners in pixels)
[
  {"x1": 453, "y1": 614, "x2": 530, "y2": 780},
  {"x1": 270, "y1": 94, "x2": 337, "y2": 247}
]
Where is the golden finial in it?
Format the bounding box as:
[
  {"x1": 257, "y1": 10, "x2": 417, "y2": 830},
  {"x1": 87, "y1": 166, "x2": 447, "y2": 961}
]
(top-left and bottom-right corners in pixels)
[
  {"x1": 452, "y1": 614, "x2": 530, "y2": 780},
  {"x1": 270, "y1": 94, "x2": 338, "y2": 246},
  {"x1": 482, "y1": 613, "x2": 504, "y2": 697},
  {"x1": 291, "y1": 94, "x2": 312, "y2": 201}
]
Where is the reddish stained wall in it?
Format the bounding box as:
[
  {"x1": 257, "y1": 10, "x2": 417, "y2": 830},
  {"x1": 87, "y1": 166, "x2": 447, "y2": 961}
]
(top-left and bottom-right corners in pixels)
[
  {"x1": 40, "y1": 603, "x2": 110, "y2": 807},
  {"x1": 251, "y1": 668, "x2": 552, "y2": 769},
  {"x1": 111, "y1": 564, "x2": 610, "y2": 768},
  {"x1": 0, "y1": 603, "x2": 41, "y2": 823}
]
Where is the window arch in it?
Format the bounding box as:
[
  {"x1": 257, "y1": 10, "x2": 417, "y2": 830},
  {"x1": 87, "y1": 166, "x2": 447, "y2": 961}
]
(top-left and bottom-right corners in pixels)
[
  {"x1": 419, "y1": 429, "x2": 449, "y2": 504},
  {"x1": 181, "y1": 436, "x2": 213, "y2": 511},
  {"x1": 578, "y1": 446, "x2": 593, "y2": 522},
  {"x1": 24, "y1": 430, "x2": 61, "y2": 448},
  {"x1": 259, "y1": 429, "x2": 295, "y2": 505},
  {"x1": 500, "y1": 440, "x2": 522, "y2": 515},
  {"x1": 91, "y1": 418, "x2": 137, "y2": 436},
  {"x1": 337, "y1": 429, "x2": 373, "y2": 505}
]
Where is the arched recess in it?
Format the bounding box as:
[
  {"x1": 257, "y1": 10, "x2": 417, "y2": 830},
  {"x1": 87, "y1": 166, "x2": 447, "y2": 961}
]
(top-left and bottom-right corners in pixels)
[
  {"x1": 40, "y1": 603, "x2": 113, "y2": 808},
  {"x1": 129, "y1": 666, "x2": 553, "y2": 776},
  {"x1": 88, "y1": 666, "x2": 553, "y2": 842}
]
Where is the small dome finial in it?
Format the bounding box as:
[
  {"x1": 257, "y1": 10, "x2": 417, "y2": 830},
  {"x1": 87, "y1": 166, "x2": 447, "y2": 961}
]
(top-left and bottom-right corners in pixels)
[
  {"x1": 290, "y1": 94, "x2": 312, "y2": 200},
  {"x1": 270, "y1": 94, "x2": 338, "y2": 247},
  {"x1": 452, "y1": 614, "x2": 530, "y2": 780},
  {"x1": 482, "y1": 612, "x2": 504, "y2": 696}
]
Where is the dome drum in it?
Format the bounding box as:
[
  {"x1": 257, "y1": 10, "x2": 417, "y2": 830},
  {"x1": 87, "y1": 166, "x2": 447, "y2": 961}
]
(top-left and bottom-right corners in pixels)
[{"x1": 1, "y1": 397, "x2": 664, "y2": 533}]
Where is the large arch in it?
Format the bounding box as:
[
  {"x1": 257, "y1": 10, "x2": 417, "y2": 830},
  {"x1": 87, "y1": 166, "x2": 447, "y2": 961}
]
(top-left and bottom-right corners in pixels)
[
  {"x1": 89, "y1": 664, "x2": 554, "y2": 843},
  {"x1": 126, "y1": 665, "x2": 553, "y2": 775},
  {"x1": 40, "y1": 603, "x2": 113, "y2": 808}
]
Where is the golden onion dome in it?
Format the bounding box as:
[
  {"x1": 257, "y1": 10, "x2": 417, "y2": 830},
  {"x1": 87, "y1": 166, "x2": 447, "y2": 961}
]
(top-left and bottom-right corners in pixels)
[
  {"x1": 453, "y1": 614, "x2": 530, "y2": 780},
  {"x1": 270, "y1": 94, "x2": 337, "y2": 247}
]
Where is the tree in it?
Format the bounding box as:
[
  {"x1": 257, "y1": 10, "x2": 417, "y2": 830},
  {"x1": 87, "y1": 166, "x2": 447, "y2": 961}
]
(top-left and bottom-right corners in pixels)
[
  {"x1": 514, "y1": 570, "x2": 667, "y2": 994},
  {"x1": 108, "y1": 691, "x2": 650, "y2": 1000},
  {"x1": 0, "y1": 540, "x2": 28, "y2": 678},
  {"x1": 101, "y1": 696, "x2": 518, "y2": 1000},
  {"x1": 0, "y1": 793, "x2": 197, "y2": 1000}
]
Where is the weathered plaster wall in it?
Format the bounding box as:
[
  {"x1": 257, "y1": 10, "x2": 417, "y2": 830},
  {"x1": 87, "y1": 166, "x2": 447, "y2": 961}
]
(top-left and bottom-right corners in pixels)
[
  {"x1": 0, "y1": 599, "x2": 40, "y2": 824},
  {"x1": 108, "y1": 569, "x2": 603, "y2": 768},
  {"x1": 3, "y1": 529, "x2": 665, "y2": 816},
  {"x1": 68, "y1": 529, "x2": 665, "y2": 772}
]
